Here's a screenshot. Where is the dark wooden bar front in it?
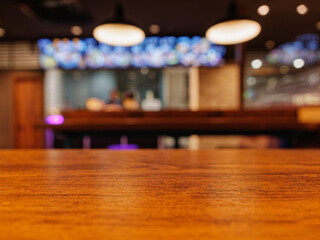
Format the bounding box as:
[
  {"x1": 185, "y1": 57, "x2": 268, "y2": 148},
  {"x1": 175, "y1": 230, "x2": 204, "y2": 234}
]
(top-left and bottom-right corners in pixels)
[{"x1": 35, "y1": 110, "x2": 320, "y2": 148}]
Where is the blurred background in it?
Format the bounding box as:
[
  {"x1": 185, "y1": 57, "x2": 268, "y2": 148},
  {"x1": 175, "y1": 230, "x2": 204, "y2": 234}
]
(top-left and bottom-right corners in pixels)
[{"x1": 1, "y1": 0, "x2": 320, "y2": 149}]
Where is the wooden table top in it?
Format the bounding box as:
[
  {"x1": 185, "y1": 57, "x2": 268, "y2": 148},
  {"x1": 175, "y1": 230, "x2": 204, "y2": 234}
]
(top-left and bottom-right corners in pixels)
[{"x1": 1, "y1": 150, "x2": 320, "y2": 240}]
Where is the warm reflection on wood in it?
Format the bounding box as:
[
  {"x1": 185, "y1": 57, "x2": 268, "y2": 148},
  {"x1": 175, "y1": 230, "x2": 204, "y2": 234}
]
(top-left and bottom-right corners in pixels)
[{"x1": 0, "y1": 150, "x2": 320, "y2": 239}]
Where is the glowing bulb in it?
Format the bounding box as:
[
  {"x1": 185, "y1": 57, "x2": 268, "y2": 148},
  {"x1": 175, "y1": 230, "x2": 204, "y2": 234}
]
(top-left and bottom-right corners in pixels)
[
  {"x1": 265, "y1": 40, "x2": 275, "y2": 50},
  {"x1": 251, "y1": 59, "x2": 263, "y2": 69},
  {"x1": 316, "y1": 21, "x2": 320, "y2": 31},
  {"x1": 293, "y1": 58, "x2": 305, "y2": 69},
  {"x1": 140, "y1": 67, "x2": 149, "y2": 75},
  {"x1": 0, "y1": 28, "x2": 5, "y2": 37},
  {"x1": 46, "y1": 115, "x2": 64, "y2": 125},
  {"x1": 93, "y1": 23, "x2": 145, "y2": 47},
  {"x1": 149, "y1": 24, "x2": 160, "y2": 34},
  {"x1": 297, "y1": 4, "x2": 308, "y2": 15},
  {"x1": 247, "y1": 77, "x2": 257, "y2": 86},
  {"x1": 71, "y1": 26, "x2": 83, "y2": 36},
  {"x1": 257, "y1": 5, "x2": 270, "y2": 16},
  {"x1": 308, "y1": 73, "x2": 320, "y2": 85},
  {"x1": 86, "y1": 98, "x2": 104, "y2": 111},
  {"x1": 206, "y1": 19, "x2": 261, "y2": 45}
]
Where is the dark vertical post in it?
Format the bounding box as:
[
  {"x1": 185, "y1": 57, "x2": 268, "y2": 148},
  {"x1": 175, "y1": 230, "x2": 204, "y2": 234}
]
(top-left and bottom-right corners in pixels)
[{"x1": 235, "y1": 43, "x2": 247, "y2": 110}]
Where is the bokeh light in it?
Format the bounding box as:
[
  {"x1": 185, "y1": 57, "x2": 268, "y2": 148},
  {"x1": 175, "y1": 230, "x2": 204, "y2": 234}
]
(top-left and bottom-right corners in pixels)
[
  {"x1": 247, "y1": 77, "x2": 257, "y2": 86},
  {"x1": 46, "y1": 115, "x2": 64, "y2": 125},
  {"x1": 308, "y1": 73, "x2": 320, "y2": 85},
  {"x1": 257, "y1": 5, "x2": 270, "y2": 16},
  {"x1": 297, "y1": 4, "x2": 308, "y2": 15},
  {"x1": 265, "y1": 40, "x2": 275, "y2": 50},
  {"x1": 71, "y1": 26, "x2": 83, "y2": 36},
  {"x1": 293, "y1": 58, "x2": 305, "y2": 68},
  {"x1": 0, "y1": 28, "x2": 5, "y2": 37},
  {"x1": 251, "y1": 59, "x2": 263, "y2": 69},
  {"x1": 149, "y1": 24, "x2": 160, "y2": 34}
]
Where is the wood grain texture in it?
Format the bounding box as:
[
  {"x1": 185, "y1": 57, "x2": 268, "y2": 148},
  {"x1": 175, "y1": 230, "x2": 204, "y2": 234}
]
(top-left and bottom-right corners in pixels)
[{"x1": 0, "y1": 150, "x2": 320, "y2": 240}]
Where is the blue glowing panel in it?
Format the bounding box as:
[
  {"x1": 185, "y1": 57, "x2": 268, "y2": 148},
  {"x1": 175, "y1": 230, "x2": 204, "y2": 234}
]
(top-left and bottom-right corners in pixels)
[
  {"x1": 38, "y1": 37, "x2": 225, "y2": 69},
  {"x1": 267, "y1": 34, "x2": 320, "y2": 65}
]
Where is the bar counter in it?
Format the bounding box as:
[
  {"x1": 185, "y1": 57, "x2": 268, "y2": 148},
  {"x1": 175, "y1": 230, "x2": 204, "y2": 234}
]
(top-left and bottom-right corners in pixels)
[
  {"x1": 39, "y1": 109, "x2": 308, "y2": 132},
  {"x1": 34, "y1": 109, "x2": 320, "y2": 148},
  {"x1": 1, "y1": 150, "x2": 320, "y2": 239}
]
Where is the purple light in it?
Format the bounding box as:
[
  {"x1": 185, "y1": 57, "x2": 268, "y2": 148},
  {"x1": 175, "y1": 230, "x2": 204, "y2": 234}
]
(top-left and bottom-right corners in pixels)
[
  {"x1": 108, "y1": 144, "x2": 138, "y2": 150},
  {"x1": 46, "y1": 115, "x2": 64, "y2": 125}
]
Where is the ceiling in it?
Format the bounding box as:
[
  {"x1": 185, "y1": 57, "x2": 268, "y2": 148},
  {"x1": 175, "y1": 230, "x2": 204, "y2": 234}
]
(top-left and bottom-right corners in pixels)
[{"x1": 0, "y1": 0, "x2": 320, "y2": 49}]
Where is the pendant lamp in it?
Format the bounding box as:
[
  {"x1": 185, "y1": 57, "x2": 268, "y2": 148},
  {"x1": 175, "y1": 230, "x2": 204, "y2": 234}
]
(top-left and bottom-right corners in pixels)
[
  {"x1": 206, "y1": 1, "x2": 261, "y2": 45},
  {"x1": 93, "y1": 4, "x2": 145, "y2": 47}
]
